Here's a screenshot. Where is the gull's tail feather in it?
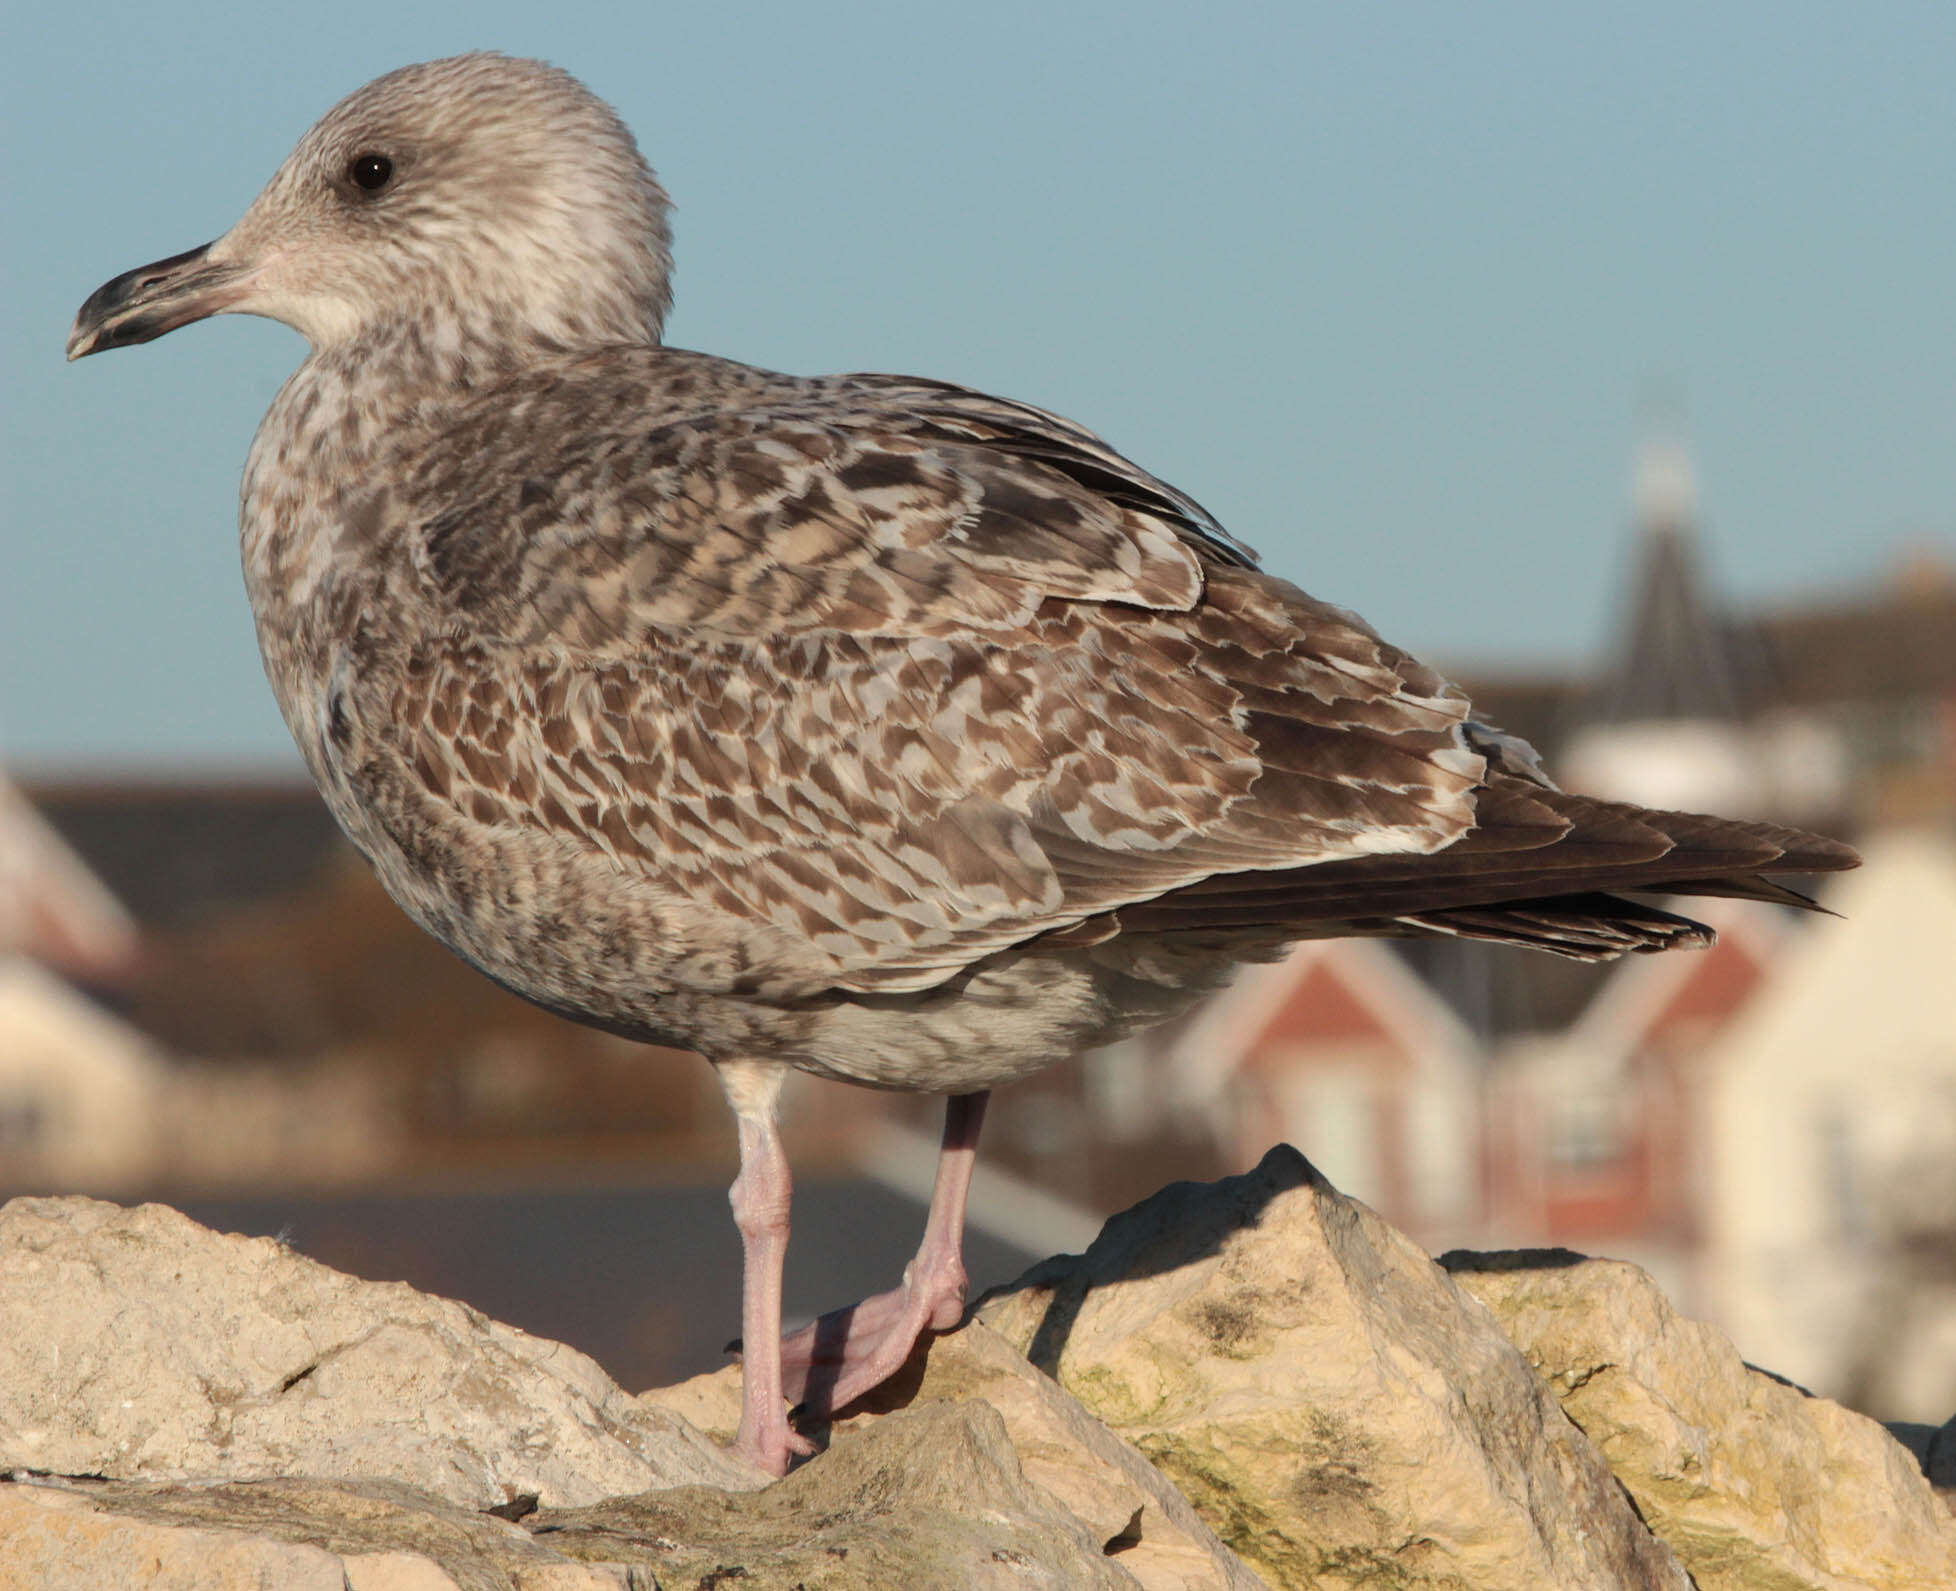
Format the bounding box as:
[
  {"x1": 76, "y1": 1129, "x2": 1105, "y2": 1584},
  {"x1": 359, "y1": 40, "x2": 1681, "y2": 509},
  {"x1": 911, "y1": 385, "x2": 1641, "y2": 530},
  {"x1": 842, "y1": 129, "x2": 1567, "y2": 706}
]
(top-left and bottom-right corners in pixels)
[{"x1": 1116, "y1": 775, "x2": 1859, "y2": 961}]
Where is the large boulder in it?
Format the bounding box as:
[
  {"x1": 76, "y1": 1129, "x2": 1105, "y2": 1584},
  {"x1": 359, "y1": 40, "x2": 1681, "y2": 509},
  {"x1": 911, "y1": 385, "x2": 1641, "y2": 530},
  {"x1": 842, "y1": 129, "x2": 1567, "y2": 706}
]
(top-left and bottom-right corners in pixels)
[
  {"x1": 3, "y1": 1401, "x2": 1155, "y2": 1591},
  {"x1": 973, "y1": 1145, "x2": 1692, "y2": 1590},
  {"x1": 0, "y1": 1196, "x2": 755, "y2": 1509},
  {"x1": 5, "y1": 1154, "x2": 1952, "y2": 1590},
  {"x1": 1445, "y1": 1248, "x2": 1956, "y2": 1590},
  {"x1": 0, "y1": 1192, "x2": 1246, "y2": 1589},
  {"x1": 648, "y1": 1315, "x2": 1265, "y2": 1590}
]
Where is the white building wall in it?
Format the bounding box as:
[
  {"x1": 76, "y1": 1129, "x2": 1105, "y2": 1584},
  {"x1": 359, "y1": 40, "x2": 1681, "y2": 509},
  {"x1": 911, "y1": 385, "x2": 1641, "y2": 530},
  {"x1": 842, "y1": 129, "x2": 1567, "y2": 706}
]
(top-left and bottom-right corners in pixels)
[
  {"x1": 1702, "y1": 829, "x2": 1956, "y2": 1408},
  {"x1": 0, "y1": 957, "x2": 165, "y2": 1190}
]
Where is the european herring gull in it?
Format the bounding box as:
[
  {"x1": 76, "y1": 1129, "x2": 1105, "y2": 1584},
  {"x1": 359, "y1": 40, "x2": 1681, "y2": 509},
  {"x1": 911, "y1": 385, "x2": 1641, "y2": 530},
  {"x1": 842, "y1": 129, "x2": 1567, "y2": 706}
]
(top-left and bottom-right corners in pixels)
[{"x1": 69, "y1": 53, "x2": 1857, "y2": 1475}]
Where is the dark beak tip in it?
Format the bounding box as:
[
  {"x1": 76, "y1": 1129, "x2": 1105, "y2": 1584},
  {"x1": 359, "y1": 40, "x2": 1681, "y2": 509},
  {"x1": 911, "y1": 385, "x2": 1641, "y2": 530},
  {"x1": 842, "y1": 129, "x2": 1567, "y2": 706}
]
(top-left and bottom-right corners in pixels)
[
  {"x1": 66, "y1": 317, "x2": 128, "y2": 363},
  {"x1": 68, "y1": 240, "x2": 223, "y2": 362}
]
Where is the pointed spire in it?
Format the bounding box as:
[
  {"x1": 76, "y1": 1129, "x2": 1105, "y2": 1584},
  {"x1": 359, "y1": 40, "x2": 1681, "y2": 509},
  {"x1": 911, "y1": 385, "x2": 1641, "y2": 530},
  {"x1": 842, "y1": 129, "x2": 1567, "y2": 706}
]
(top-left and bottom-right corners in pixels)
[
  {"x1": 1588, "y1": 403, "x2": 1751, "y2": 725},
  {"x1": 1632, "y1": 413, "x2": 1698, "y2": 535}
]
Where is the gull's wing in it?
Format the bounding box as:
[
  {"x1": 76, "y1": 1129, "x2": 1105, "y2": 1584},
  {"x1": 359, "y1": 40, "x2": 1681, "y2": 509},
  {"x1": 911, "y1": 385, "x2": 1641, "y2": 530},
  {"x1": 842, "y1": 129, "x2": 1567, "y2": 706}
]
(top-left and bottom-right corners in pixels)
[
  {"x1": 368, "y1": 354, "x2": 1486, "y2": 994},
  {"x1": 396, "y1": 356, "x2": 1243, "y2": 647}
]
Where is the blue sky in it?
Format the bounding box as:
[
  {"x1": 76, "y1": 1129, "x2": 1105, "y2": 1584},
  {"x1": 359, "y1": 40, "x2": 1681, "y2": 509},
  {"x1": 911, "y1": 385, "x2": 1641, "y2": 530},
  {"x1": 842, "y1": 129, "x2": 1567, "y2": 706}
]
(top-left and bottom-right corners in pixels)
[{"x1": 6, "y1": 1, "x2": 1953, "y2": 772}]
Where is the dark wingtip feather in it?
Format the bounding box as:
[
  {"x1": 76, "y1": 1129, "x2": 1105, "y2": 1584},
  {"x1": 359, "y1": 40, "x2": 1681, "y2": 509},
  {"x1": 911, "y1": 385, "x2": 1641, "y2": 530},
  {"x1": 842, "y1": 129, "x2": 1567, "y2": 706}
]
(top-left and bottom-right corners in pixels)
[{"x1": 1400, "y1": 892, "x2": 1718, "y2": 960}]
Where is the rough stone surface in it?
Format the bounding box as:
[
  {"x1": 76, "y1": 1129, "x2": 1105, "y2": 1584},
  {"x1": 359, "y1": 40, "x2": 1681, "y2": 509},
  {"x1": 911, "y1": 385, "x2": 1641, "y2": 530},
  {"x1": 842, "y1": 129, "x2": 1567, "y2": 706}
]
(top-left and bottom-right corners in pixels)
[
  {"x1": 537, "y1": 1399, "x2": 1145, "y2": 1587},
  {"x1": 975, "y1": 1144, "x2": 1692, "y2": 1591},
  {"x1": 0, "y1": 1194, "x2": 758, "y2": 1507},
  {"x1": 6, "y1": 1169, "x2": 1948, "y2": 1590},
  {"x1": 1447, "y1": 1248, "x2": 1956, "y2": 1591},
  {"x1": 0, "y1": 1406, "x2": 1144, "y2": 1590},
  {"x1": 648, "y1": 1319, "x2": 1267, "y2": 1590},
  {"x1": 0, "y1": 1475, "x2": 638, "y2": 1591},
  {"x1": 0, "y1": 1482, "x2": 351, "y2": 1591}
]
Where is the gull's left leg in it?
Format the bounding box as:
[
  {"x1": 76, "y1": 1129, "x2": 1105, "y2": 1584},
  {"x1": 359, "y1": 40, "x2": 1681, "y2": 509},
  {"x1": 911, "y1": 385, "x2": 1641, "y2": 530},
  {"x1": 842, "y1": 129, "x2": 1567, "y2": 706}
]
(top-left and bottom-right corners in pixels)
[
  {"x1": 781, "y1": 1090, "x2": 990, "y2": 1421},
  {"x1": 715, "y1": 1058, "x2": 816, "y2": 1477}
]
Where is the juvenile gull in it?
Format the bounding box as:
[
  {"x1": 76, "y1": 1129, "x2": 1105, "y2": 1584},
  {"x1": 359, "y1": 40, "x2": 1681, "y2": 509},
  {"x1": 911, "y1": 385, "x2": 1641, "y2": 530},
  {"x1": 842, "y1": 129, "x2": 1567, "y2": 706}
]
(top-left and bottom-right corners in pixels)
[{"x1": 70, "y1": 53, "x2": 1857, "y2": 1476}]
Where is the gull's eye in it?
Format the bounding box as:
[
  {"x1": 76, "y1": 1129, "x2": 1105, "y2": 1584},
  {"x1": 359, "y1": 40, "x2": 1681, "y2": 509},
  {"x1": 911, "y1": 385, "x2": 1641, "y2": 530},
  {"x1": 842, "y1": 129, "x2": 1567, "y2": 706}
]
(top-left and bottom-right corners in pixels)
[{"x1": 348, "y1": 153, "x2": 394, "y2": 192}]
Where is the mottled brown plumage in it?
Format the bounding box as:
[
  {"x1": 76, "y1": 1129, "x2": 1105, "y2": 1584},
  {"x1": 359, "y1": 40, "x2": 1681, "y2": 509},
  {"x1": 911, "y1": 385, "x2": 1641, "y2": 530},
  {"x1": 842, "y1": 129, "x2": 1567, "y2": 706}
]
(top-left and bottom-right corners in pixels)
[{"x1": 70, "y1": 53, "x2": 1856, "y2": 1474}]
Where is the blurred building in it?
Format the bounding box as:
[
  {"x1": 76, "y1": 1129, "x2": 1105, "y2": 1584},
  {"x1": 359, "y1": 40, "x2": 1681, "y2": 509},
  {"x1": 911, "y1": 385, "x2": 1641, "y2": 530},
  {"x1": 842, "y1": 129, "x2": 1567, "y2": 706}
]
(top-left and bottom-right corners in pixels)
[
  {"x1": 1478, "y1": 894, "x2": 1784, "y2": 1290},
  {"x1": 1471, "y1": 425, "x2": 1956, "y2": 832},
  {"x1": 1164, "y1": 937, "x2": 1480, "y2": 1246},
  {"x1": 0, "y1": 766, "x2": 140, "y2": 980},
  {"x1": 1702, "y1": 829, "x2": 1956, "y2": 1420},
  {"x1": 0, "y1": 768, "x2": 158, "y2": 1190}
]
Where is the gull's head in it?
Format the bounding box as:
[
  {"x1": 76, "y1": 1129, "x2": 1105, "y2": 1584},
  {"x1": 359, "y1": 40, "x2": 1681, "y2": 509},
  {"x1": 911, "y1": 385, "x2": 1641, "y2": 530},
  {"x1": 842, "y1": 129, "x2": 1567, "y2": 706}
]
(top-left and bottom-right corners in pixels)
[{"x1": 69, "y1": 54, "x2": 673, "y2": 362}]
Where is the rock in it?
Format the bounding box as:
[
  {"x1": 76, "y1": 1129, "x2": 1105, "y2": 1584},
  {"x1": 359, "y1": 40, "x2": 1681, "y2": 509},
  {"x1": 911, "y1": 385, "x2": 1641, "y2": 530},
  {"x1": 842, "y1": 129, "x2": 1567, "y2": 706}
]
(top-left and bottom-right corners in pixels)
[
  {"x1": 0, "y1": 1474, "x2": 638, "y2": 1590},
  {"x1": 0, "y1": 1196, "x2": 1202, "y2": 1587},
  {"x1": 0, "y1": 1406, "x2": 1146, "y2": 1590},
  {"x1": 1446, "y1": 1248, "x2": 1956, "y2": 1590},
  {"x1": 646, "y1": 1320, "x2": 1267, "y2": 1590},
  {"x1": 539, "y1": 1399, "x2": 1147, "y2": 1587},
  {"x1": 8, "y1": 1166, "x2": 1947, "y2": 1591},
  {"x1": 0, "y1": 1481, "x2": 352, "y2": 1591},
  {"x1": 974, "y1": 1144, "x2": 1692, "y2": 1591},
  {"x1": 0, "y1": 1194, "x2": 758, "y2": 1507}
]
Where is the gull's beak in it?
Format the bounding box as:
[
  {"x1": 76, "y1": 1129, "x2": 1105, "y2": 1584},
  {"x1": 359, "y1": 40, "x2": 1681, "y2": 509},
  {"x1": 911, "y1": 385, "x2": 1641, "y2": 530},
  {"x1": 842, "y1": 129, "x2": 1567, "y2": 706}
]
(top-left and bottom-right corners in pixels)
[{"x1": 67, "y1": 242, "x2": 247, "y2": 360}]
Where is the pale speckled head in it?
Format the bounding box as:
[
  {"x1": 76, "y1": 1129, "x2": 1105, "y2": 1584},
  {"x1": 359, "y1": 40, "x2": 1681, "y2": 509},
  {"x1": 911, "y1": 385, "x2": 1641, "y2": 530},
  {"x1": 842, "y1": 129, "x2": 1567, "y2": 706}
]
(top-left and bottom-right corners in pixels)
[{"x1": 69, "y1": 53, "x2": 673, "y2": 360}]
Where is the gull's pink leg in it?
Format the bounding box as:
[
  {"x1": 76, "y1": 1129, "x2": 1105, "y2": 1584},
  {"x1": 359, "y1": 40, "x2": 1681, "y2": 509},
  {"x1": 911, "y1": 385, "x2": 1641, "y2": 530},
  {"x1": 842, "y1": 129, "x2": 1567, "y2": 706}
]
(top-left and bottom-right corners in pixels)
[
  {"x1": 716, "y1": 1059, "x2": 816, "y2": 1477},
  {"x1": 782, "y1": 1090, "x2": 990, "y2": 1420}
]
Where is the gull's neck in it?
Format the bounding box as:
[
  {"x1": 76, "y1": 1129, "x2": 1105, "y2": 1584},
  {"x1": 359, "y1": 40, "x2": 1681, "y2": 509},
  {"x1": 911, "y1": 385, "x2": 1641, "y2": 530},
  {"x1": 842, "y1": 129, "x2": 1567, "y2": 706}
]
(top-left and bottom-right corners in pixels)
[
  {"x1": 248, "y1": 305, "x2": 629, "y2": 497},
  {"x1": 327, "y1": 306, "x2": 623, "y2": 398},
  {"x1": 242, "y1": 318, "x2": 531, "y2": 611}
]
